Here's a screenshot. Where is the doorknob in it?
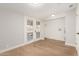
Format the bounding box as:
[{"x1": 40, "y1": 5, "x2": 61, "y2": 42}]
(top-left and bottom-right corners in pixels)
[{"x1": 76, "y1": 33, "x2": 79, "y2": 35}]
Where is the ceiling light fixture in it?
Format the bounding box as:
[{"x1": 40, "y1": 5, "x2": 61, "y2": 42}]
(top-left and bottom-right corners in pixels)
[
  {"x1": 52, "y1": 14, "x2": 55, "y2": 16},
  {"x1": 28, "y1": 3, "x2": 43, "y2": 7},
  {"x1": 33, "y1": 3, "x2": 39, "y2": 4}
]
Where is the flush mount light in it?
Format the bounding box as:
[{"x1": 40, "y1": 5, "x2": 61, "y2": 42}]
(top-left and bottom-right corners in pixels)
[
  {"x1": 28, "y1": 3, "x2": 43, "y2": 7},
  {"x1": 52, "y1": 14, "x2": 55, "y2": 16}
]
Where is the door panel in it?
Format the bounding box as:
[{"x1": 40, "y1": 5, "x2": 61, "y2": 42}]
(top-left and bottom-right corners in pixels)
[
  {"x1": 27, "y1": 32, "x2": 33, "y2": 41},
  {"x1": 36, "y1": 20, "x2": 40, "y2": 39},
  {"x1": 76, "y1": 16, "x2": 79, "y2": 44},
  {"x1": 76, "y1": 16, "x2": 79, "y2": 55}
]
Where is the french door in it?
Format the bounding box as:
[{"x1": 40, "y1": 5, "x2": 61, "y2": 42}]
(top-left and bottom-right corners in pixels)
[{"x1": 24, "y1": 16, "x2": 40, "y2": 42}]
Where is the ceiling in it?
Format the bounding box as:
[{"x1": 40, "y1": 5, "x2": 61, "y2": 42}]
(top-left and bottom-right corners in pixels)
[{"x1": 0, "y1": 3, "x2": 77, "y2": 19}]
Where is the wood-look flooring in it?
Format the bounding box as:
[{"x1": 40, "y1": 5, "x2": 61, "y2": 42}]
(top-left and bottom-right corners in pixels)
[{"x1": 0, "y1": 39, "x2": 77, "y2": 56}]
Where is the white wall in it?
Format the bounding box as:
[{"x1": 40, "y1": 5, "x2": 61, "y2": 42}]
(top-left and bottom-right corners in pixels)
[
  {"x1": 0, "y1": 8, "x2": 24, "y2": 51},
  {"x1": 42, "y1": 9, "x2": 76, "y2": 46},
  {"x1": 65, "y1": 9, "x2": 76, "y2": 46},
  {"x1": 0, "y1": 8, "x2": 43, "y2": 51},
  {"x1": 44, "y1": 17, "x2": 65, "y2": 41}
]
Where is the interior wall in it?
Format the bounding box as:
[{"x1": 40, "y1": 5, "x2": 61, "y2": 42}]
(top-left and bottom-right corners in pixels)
[
  {"x1": 65, "y1": 9, "x2": 76, "y2": 45},
  {"x1": 0, "y1": 8, "x2": 24, "y2": 51},
  {"x1": 42, "y1": 9, "x2": 76, "y2": 46},
  {"x1": 0, "y1": 8, "x2": 42, "y2": 51},
  {"x1": 44, "y1": 17, "x2": 65, "y2": 41}
]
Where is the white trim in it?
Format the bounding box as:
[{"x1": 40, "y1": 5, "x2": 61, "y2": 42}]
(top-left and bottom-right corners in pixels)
[
  {"x1": 76, "y1": 46, "x2": 79, "y2": 56},
  {"x1": 45, "y1": 37, "x2": 65, "y2": 42},
  {"x1": 24, "y1": 16, "x2": 27, "y2": 42},
  {"x1": 39, "y1": 37, "x2": 44, "y2": 40},
  {"x1": 0, "y1": 39, "x2": 41, "y2": 54},
  {"x1": 65, "y1": 42, "x2": 76, "y2": 47}
]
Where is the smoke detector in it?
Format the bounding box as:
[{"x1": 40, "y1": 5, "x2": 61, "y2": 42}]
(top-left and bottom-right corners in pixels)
[{"x1": 69, "y1": 4, "x2": 73, "y2": 8}]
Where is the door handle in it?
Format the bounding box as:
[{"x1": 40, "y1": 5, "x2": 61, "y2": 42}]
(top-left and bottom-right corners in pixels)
[{"x1": 76, "y1": 33, "x2": 79, "y2": 35}]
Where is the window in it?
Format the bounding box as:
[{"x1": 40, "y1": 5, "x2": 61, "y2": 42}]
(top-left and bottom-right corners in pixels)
[
  {"x1": 27, "y1": 20, "x2": 33, "y2": 26},
  {"x1": 27, "y1": 32, "x2": 33, "y2": 41}
]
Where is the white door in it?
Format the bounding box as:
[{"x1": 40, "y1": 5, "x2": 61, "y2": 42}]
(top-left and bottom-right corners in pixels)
[
  {"x1": 45, "y1": 17, "x2": 65, "y2": 41},
  {"x1": 76, "y1": 16, "x2": 79, "y2": 55},
  {"x1": 25, "y1": 17, "x2": 34, "y2": 42},
  {"x1": 35, "y1": 20, "x2": 40, "y2": 40},
  {"x1": 24, "y1": 16, "x2": 40, "y2": 42}
]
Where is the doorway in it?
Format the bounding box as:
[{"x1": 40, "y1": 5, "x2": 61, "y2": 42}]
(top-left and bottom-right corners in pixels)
[
  {"x1": 44, "y1": 17, "x2": 65, "y2": 41},
  {"x1": 24, "y1": 16, "x2": 41, "y2": 42}
]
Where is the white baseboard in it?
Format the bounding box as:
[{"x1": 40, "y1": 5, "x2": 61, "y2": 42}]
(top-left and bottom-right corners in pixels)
[
  {"x1": 40, "y1": 38, "x2": 45, "y2": 40},
  {"x1": 0, "y1": 39, "x2": 41, "y2": 54},
  {"x1": 44, "y1": 37, "x2": 65, "y2": 42},
  {"x1": 65, "y1": 42, "x2": 76, "y2": 47}
]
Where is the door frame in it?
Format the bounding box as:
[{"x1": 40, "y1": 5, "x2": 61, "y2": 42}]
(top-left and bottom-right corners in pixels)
[{"x1": 44, "y1": 16, "x2": 66, "y2": 41}]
